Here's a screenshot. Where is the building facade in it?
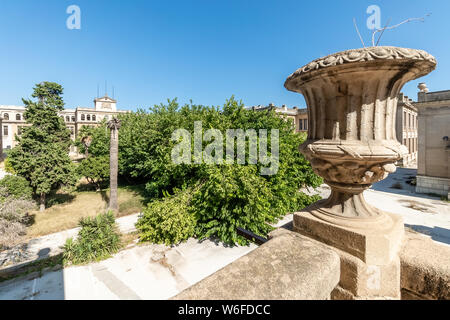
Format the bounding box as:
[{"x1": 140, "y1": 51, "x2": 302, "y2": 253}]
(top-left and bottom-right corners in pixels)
[
  {"x1": 396, "y1": 93, "x2": 418, "y2": 167},
  {"x1": 413, "y1": 83, "x2": 450, "y2": 198},
  {"x1": 251, "y1": 103, "x2": 308, "y2": 133},
  {"x1": 0, "y1": 95, "x2": 127, "y2": 156}
]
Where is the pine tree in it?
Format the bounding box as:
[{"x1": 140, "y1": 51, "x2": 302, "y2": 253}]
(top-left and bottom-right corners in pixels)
[{"x1": 9, "y1": 82, "x2": 78, "y2": 211}]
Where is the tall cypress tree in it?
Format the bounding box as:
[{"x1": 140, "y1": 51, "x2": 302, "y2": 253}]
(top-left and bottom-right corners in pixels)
[{"x1": 9, "y1": 82, "x2": 77, "y2": 211}]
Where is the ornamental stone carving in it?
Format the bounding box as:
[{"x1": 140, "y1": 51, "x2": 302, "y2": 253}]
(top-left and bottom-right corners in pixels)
[{"x1": 285, "y1": 46, "x2": 436, "y2": 229}]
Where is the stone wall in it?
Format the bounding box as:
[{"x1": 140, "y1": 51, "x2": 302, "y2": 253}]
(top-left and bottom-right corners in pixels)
[
  {"x1": 400, "y1": 230, "x2": 450, "y2": 300},
  {"x1": 416, "y1": 175, "x2": 449, "y2": 197},
  {"x1": 173, "y1": 228, "x2": 340, "y2": 300}
]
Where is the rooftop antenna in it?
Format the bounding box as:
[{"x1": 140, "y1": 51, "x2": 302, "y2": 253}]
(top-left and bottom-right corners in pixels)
[
  {"x1": 97, "y1": 83, "x2": 99, "y2": 98},
  {"x1": 105, "y1": 80, "x2": 108, "y2": 96},
  {"x1": 112, "y1": 86, "x2": 115, "y2": 99}
]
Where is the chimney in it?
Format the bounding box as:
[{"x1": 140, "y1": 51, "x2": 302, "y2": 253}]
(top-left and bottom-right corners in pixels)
[
  {"x1": 418, "y1": 83, "x2": 429, "y2": 103},
  {"x1": 418, "y1": 82, "x2": 429, "y2": 93}
]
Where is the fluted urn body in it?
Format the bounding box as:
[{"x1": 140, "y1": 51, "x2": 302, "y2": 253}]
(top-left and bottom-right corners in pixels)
[{"x1": 285, "y1": 47, "x2": 436, "y2": 229}]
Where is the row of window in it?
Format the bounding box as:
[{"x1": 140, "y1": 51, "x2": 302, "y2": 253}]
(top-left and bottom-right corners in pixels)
[
  {"x1": 3, "y1": 125, "x2": 76, "y2": 137},
  {"x1": 3, "y1": 125, "x2": 25, "y2": 136},
  {"x1": 3, "y1": 113, "x2": 103, "y2": 123},
  {"x1": 298, "y1": 119, "x2": 308, "y2": 131},
  {"x1": 61, "y1": 114, "x2": 98, "y2": 122},
  {"x1": 403, "y1": 137, "x2": 418, "y2": 154},
  {"x1": 3, "y1": 113, "x2": 22, "y2": 121},
  {"x1": 403, "y1": 111, "x2": 418, "y2": 129}
]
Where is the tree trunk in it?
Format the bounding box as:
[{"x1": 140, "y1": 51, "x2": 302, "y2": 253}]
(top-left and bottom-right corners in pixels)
[
  {"x1": 39, "y1": 193, "x2": 46, "y2": 212},
  {"x1": 108, "y1": 120, "x2": 120, "y2": 212}
]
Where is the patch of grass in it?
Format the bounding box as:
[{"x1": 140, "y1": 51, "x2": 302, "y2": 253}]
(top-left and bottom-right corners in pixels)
[
  {"x1": 26, "y1": 186, "x2": 145, "y2": 239},
  {"x1": 0, "y1": 254, "x2": 63, "y2": 283}
]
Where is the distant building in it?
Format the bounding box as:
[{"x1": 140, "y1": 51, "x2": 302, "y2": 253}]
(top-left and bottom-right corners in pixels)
[
  {"x1": 396, "y1": 93, "x2": 418, "y2": 167},
  {"x1": 413, "y1": 83, "x2": 450, "y2": 198},
  {"x1": 250, "y1": 103, "x2": 308, "y2": 133},
  {"x1": 0, "y1": 94, "x2": 127, "y2": 157}
]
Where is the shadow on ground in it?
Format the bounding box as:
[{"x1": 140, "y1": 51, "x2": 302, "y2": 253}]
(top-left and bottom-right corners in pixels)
[
  {"x1": 405, "y1": 224, "x2": 450, "y2": 246},
  {"x1": 371, "y1": 167, "x2": 443, "y2": 201}
]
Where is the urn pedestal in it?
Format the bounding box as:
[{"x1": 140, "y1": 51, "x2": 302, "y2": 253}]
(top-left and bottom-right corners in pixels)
[{"x1": 285, "y1": 47, "x2": 436, "y2": 299}]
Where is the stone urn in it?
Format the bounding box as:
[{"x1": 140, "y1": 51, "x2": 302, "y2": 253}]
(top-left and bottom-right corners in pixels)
[{"x1": 285, "y1": 47, "x2": 436, "y2": 231}]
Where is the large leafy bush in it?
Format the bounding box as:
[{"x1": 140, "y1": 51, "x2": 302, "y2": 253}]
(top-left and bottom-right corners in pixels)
[
  {"x1": 63, "y1": 211, "x2": 121, "y2": 265},
  {"x1": 77, "y1": 155, "x2": 110, "y2": 191},
  {"x1": 80, "y1": 97, "x2": 322, "y2": 245},
  {"x1": 136, "y1": 188, "x2": 196, "y2": 246},
  {"x1": 0, "y1": 175, "x2": 33, "y2": 200}
]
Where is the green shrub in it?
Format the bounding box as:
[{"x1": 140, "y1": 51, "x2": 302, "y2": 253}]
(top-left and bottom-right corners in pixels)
[
  {"x1": 89, "y1": 97, "x2": 322, "y2": 245},
  {"x1": 3, "y1": 158, "x2": 15, "y2": 174},
  {"x1": 0, "y1": 175, "x2": 33, "y2": 200},
  {"x1": 136, "y1": 188, "x2": 196, "y2": 246},
  {"x1": 77, "y1": 155, "x2": 110, "y2": 191},
  {"x1": 63, "y1": 211, "x2": 121, "y2": 265}
]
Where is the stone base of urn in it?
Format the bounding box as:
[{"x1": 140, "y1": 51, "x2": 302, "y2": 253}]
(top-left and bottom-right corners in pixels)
[{"x1": 293, "y1": 208, "x2": 404, "y2": 300}]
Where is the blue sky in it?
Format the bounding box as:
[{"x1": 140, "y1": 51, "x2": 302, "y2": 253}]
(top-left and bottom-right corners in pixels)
[{"x1": 0, "y1": 0, "x2": 448, "y2": 111}]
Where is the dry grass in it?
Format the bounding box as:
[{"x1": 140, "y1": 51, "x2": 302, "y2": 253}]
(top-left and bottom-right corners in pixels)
[{"x1": 26, "y1": 186, "x2": 145, "y2": 239}]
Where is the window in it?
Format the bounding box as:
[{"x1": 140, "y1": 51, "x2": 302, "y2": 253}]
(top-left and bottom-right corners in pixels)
[
  {"x1": 81, "y1": 114, "x2": 85, "y2": 121},
  {"x1": 66, "y1": 116, "x2": 70, "y2": 122},
  {"x1": 403, "y1": 111, "x2": 406, "y2": 128},
  {"x1": 92, "y1": 115, "x2": 96, "y2": 121},
  {"x1": 69, "y1": 127, "x2": 74, "y2": 135},
  {"x1": 72, "y1": 116, "x2": 76, "y2": 122},
  {"x1": 3, "y1": 113, "x2": 9, "y2": 120},
  {"x1": 3, "y1": 126, "x2": 8, "y2": 136},
  {"x1": 299, "y1": 119, "x2": 303, "y2": 131},
  {"x1": 87, "y1": 115, "x2": 91, "y2": 121},
  {"x1": 17, "y1": 126, "x2": 22, "y2": 135},
  {"x1": 16, "y1": 114, "x2": 21, "y2": 121},
  {"x1": 304, "y1": 119, "x2": 308, "y2": 131}
]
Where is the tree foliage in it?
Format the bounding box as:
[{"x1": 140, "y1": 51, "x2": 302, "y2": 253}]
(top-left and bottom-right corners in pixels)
[
  {"x1": 8, "y1": 82, "x2": 78, "y2": 210},
  {"x1": 77, "y1": 155, "x2": 110, "y2": 191},
  {"x1": 75, "y1": 97, "x2": 322, "y2": 245}
]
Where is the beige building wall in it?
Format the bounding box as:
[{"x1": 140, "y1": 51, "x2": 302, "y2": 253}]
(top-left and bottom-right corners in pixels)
[
  {"x1": 0, "y1": 95, "x2": 127, "y2": 157},
  {"x1": 251, "y1": 103, "x2": 308, "y2": 133},
  {"x1": 414, "y1": 84, "x2": 450, "y2": 198},
  {"x1": 396, "y1": 94, "x2": 418, "y2": 167}
]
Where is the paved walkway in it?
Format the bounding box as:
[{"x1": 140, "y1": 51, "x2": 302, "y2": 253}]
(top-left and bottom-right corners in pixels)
[
  {"x1": 0, "y1": 238, "x2": 257, "y2": 300},
  {"x1": 0, "y1": 213, "x2": 140, "y2": 267}
]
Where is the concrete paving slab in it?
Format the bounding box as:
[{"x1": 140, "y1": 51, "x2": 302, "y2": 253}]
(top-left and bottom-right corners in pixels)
[{"x1": 0, "y1": 240, "x2": 257, "y2": 300}]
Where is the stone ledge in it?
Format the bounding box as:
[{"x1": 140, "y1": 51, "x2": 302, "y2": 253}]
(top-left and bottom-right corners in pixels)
[
  {"x1": 172, "y1": 229, "x2": 340, "y2": 300},
  {"x1": 400, "y1": 230, "x2": 450, "y2": 300}
]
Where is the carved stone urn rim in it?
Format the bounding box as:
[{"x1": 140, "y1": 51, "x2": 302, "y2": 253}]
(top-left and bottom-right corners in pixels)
[{"x1": 284, "y1": 46, "x2": 437, "y2": 92}]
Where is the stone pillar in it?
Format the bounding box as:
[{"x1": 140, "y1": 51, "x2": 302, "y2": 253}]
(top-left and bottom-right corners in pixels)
[
  {"x1": 107, "y1": 118, "x2": 121, "y2": 212},
  {"x1": 285, "y1": 47, "x2": 436, "y2": 299}
]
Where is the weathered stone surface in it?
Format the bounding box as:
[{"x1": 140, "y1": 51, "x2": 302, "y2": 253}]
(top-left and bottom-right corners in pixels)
[
  {"x1": 400, "y1": 230, "x2": 450, "y2": 300},
  {"x1": 293, "y1": 210, "x2": 404, "y2": 265},
  {"x1": 293, "y1": 212, "x2": 402, "y2": 299},
  {"x1": 172, "y1": 229, "x2": 340, "y2": 300},
  {"x1": 285, "y1": 46, "x2": 436, "y2": 300},
  {"x1": 284, "y1": 47, "x2": 436, "y2": 225}
]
